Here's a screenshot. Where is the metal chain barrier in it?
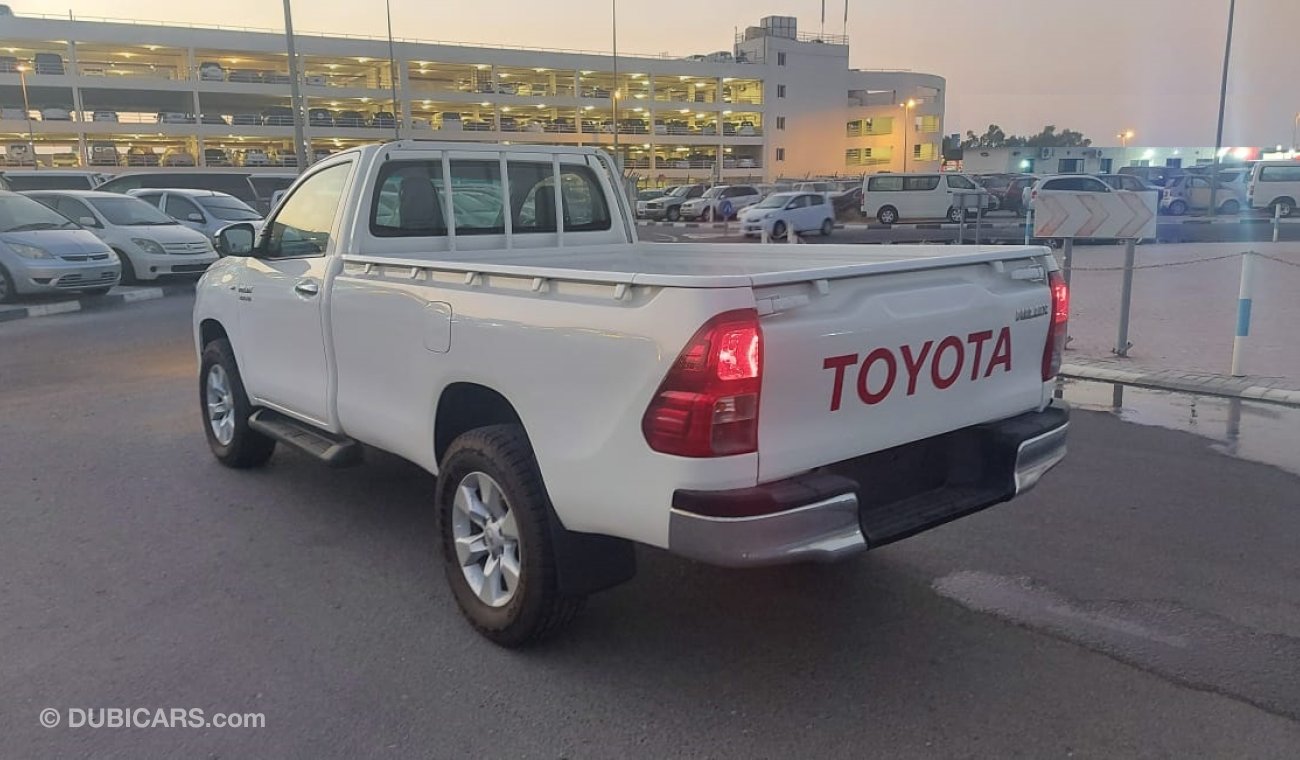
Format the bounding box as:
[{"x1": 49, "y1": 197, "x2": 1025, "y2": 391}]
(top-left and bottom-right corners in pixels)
[{"x1": 1061, "y1": 250, "x2": 1300, "y2": 272}]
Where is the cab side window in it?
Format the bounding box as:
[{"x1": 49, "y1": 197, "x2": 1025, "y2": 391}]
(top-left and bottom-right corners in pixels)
[
  {"x1": 56, "y1": 197, "x2": 97, "y2": 225},
  {"x1": 265, "y1": 162, "x2": 352, "y2": 258},
  {"x1": 165, "y1": 195, "x2": 202, "y2": 220}
]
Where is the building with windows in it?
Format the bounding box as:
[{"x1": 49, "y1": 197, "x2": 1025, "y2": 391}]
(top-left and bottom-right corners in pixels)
[
  {"x1": 960, "y1": 145, "x2": 1267, "y2": 175},
  {"x1": 0, "y1": 12, "x2": 944, "y2": 183}
]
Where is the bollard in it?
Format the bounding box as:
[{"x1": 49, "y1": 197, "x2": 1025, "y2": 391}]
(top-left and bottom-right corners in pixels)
[
  {"x1": 1274, "y1": 203, "x2": 1281, "y2": 244},
  {"x1": 787, "y1": 222, "x2": 797, "y2": 244},
  {"x1": 1061, "y1": 238, "x2": 1074, "y2": 347},
  {"x1": 1024, "y1": 207, "x2": 1033, "y2": 245},
  {"x1": 1112, "y1": 239, "x2": 1136, "y2": 357},
  {"x1": 761, "y1": 226, "x2": 770, "y2": 244},
  {"x1": 1230, "y1": 251, "x2": 1256, "y2": 376}
]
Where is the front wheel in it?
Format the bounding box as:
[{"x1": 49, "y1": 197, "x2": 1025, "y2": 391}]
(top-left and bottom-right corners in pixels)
[
  {"x1": 876, "y1": 206, "x2": 898, "y2": 225},
  {"x1": 1218, "y1": 199, "x2": 1240, "y2": 215},
  {"x1": 1167, "y1": 200, "x2": 1188, "y2": 216},
  {"x1": 666, "y1": 206, "x2": 680, "y2": 222},
  {"x1": 947, "y1": 206, "x2": 966, "y2": 224},
  {"x1": 699, "y1": 207, "x2": 712, "y2": 222},
  {"x1": 199, "y1": 338, "x2": 276, "y2": 468},
  {"x1": 1274, "y1": 199, "x2": 1295, "y2": 218},
  {"x1": 437, "y1": 425, "x2": 585, "y2": 647},
  {"x1": 771, "y1": 220, "x2": 788, "y2": 240},
  {"x1": 820, "y1": 218, "x2": 834, "y2": 237},
  {"x1": 0, "y1": 263, "x2": 14, "y2": 304},
  {"x1": 115, "y1": 250, "x2": 139, "y2": 285}
]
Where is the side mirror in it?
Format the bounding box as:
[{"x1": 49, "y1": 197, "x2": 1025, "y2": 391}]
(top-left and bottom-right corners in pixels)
[
  {"x1": 214, "y1": 222, "x2": 257, "y2": 257},
  {"x1": 187, "y1": 212, "x2": 204, "y2": 223},
  {"x1": 78, "y1": 216, "x2": 99, "y2": 228}
]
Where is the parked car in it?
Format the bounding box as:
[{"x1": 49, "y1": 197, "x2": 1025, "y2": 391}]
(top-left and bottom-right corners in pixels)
[
  {"x1": 1000, "y1": 175, "x2": 1039, "y2": 216},
  {"x1": 304, "y1": 74, "x2": 327, "y2": 86},
  {"x1": 635, "y1": 187, "x2": 675, "y2": 217},
  {"x1": 98, "y1": 171, "x2": 290, "y2": 214},
  {"x1": 228, "y1": 69, "x2": 265, "y2": 84},
  {"x1": 204, "y1": 148, "x2": 233, "y2": 167},
  {"x1": 1247, "y1": 160, "x2": 1300, "y2": 218},
  {"x1": 1024, "y1": 174, "x2": 1113, "y2": 215},
  {"x1": 200, "y1": 113, "x2": 229, "y2": 125},
  {"x1": 862, "y1": 173, "x2": 988, "y2": 224},
  {"x1": 1159, "y1": 172, "x2": 1246, "y2": 215},
  {"x1": 198, "y1": 142, "x2": 1068, "y2": 645},
  {"x1": 198, "y1": 61, "x2": 226, "y2": 81},
  {"x1": 161, "y1": 148, "x2": 196, "y2": 167},
  {"x1": 230, "y1": 113, "x2": 261, "y2": 127},
  {"x1": 157, "y1": 112, "x2": 194, "y2": 124},
  {"x1": 640, "y1": 184, "x2": 706, "y2": 221},
  {"x1": 975, "y1": 173, "x2": 1034, "y2": 212},
  {"x1": 242, "y1": 149, "x2": 271, "y2": 167},
  {"x1": 830, "y1": 186, "x2": 863, "y2": 218},
  {"x1": 128, "y1": 188, "x2": 263, "y2": 238},
  {"x1": 26, "y1": 190, "x2": 218, "y2": 283},
  {"x1": 1, "y1": 106, "x2": 27, "y2": 120},
  {"x1": 371, "y1": 111, "x2": 397, "y2": 129},
  {"x1": 89, "y1": 142, "x2": 119, "y2": 167},
  {"x1": 739, "y1": 191, "x2": 836, "y2": 238},
  {"x1": 0, "y1": 55, "x2": 17, "y2": 73},
  {"x1": 125, "y1": 147, "x2": 161, "y2": 167},
  {"x1": 2, "y1": 171, "x2": 100, "y2": 191},
  {"x1": 1097, "y1": 173, "x2": 1159, "y2": 193},
  {"x1": 33, "y1": 52, "x2": 65, "y2": 75},
  {"x1": 1116, "y1": 165, "x2": 1184, "y2": 188},
  {"x1": 679, "y1": 185, "x2": 763, "y2": 221},
  {"x1": 91, "y1": 110, "x2": 118, "y2": 123},
  {"x1": 0, "y1": 191, "x2": 119, "y2": 302},
  {"x1": 40, "y1": 106, "x2": 73, "y2": 121},
  {"x1": 308, "y1": 108, "x2": 335, "y2": 127},
  {"x1": 336, "y1": 111, "x2": 367, "y2": 128}
]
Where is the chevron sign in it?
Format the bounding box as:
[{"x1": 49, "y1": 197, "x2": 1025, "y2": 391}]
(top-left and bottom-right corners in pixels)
[{"x1": 1033, "y1": 190, "x2": 1157, "y2": 239}]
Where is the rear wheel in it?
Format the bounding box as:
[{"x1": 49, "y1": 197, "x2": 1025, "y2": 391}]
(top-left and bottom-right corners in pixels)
[
  {"x1": 666, "y1": 206, "x2": 681, "y2": 222},
  {"x1": 699, "y1": 207, "x2": 712, "y2": 222},
  {"x1": 876, "y1": 206, "x2": 898, "y2": 225},
  {"x1": 1274, "y1": 198, "x2": 1295, "y2": 218},
  {"x1": 1218, "y1": 199, "x2": 1240, "y2": 215},
  {"x1": 199, "y1": 338, "x2": 276, "y2": 468},
  {"x1": 947, "y1": 206, "x2": 966, "y2": 224},
  {"x1": 437, "y1": 425, "x2": 585, "y2": 647},
  {"x1": 1168, "y1": 200, "x2": 1188, "y2": 216},
  {"x1": 771, "y1": 220, "x2": 788, "y2": 240},
  {"x1": 820, "y1": 218, "x2": 834, "y2": 237}
]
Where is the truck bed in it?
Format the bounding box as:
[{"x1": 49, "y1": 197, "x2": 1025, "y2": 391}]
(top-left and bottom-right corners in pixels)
[{"x1": 342, "y1": 243, "x2": 1050, "y2": 288}]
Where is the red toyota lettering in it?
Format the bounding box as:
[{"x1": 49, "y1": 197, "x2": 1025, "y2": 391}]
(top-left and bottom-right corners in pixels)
[
  {"x1": 823, "y1": 354, "x2": 858, "y2": 411},
  {"x1": 966, "y1": 330, "x2": 993, "y2": 381},
  {"x1": 856, "y1": 347, "x2": 897, "y2": 405},
  {"x1": 985, "y1": 326, "x2": 1012, "y2": 377},
  {"x1": 900, "y1": 340, "x2": 933, "y2": 396},
  {"x1": 930, "y1": 336, "x2": 964, "y2": 390}
]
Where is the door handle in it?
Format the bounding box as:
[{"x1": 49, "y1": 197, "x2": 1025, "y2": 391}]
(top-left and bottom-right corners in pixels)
[{"x1": 294, "y1": 280, "x2": 319, "y2": 297}]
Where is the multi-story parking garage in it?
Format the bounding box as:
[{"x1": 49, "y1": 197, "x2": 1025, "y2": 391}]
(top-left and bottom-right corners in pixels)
[{"x1": 0, "y1": 12, "x2": 945, "y2": 183}]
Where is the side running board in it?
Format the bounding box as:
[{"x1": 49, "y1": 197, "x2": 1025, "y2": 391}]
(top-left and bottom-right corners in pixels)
[{"x1": 248, "y1": 409, "x2": 363, "y2": 467}]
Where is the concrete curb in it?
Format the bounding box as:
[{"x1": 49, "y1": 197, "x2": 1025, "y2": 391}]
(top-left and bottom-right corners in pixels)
[
  {"x1": 635, "y1": 217, "x2": 1299, "y2": 232},
  {"x1": 1061, "y1": 360, "x2": 1300, "y2": 408},
  {"x1": 0, "y1": 283, "x2": 195, "y2": 324}
]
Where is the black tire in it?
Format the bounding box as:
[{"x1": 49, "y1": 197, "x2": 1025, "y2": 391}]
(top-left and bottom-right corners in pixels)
[
  {"x1": 1218, "y1": 199, "x2": 1240, "y2": 215},
  {"x1": 436, "y1": 425, "x2": 585, "y2": 647},
  {"x1": 699, "y1": 206, "x2": 712, "y2": 222},
  {"x1": 81, "y1": 286, "x2": 113, "y2": 297},
  {"x1": 666, "y1": 206, "x2": 680, "y2": 222},
  {"x1": 115, "y1": 250, "x2": 139, "y2": 285},
  {"x1": 199, "y1": 338, "x2": 276, "y2": 468},
  {"x1": 771, "y1": 220, "x2": 788, "y2": 240},
  {"x1": 1275, "y1": 198, "x2": 1295, "y2": 218},
  {"x1": 1168, "y1": 200, "x2": 1188, "y2": 216},
  {"x1": 877, "y1": 206, "x2": 898, "y2": 225},
  {"x1": 947, "y1": 206, "x2": 965, "y2": 224},
  {"x1": 820, "y1": 218, "x2": 834, "y2": 237},
  {"x1": 0, "y1": 262, "x2": 14, "y2": 304}
]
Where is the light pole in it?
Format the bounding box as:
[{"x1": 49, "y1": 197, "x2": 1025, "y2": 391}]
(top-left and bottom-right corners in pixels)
[
  {"x1": 901, "y1": 98, "x2": 915, "y2": 173},
  {"x1": 610, "y1": 0, "x2": 620, "y2": 172},
  {"x1": 17, "y1": 65, "x2": 37, "y2": 169},
  {"x1": 1293, "y1": 112, "x2": 1299, "y2": 152},
  {"x1": 1210, "y1": 0, "x2": 1236, "y2": 216},
  {"x1": 1117, "y1": 129, "x2": 1135, "y2": 148},
  {"x1": 282, "y1": 0, "x2": 308, "y2": 171}
]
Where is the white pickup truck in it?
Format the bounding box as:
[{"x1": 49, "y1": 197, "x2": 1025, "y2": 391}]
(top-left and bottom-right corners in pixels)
[{"x1": 195, "y1": 141, "x2": 1069, "y2": 646}]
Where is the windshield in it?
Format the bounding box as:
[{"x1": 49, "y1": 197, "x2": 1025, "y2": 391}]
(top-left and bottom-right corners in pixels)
[
  {"x1": 198, "y1": 196, "x2": 261, "y2": 221},
  {"x1": 754, "y1": 194, "x2": 792, "y2": 209},
  {"x1": 87, "y1": 196, "x2": 178, "y2": 226},
  {"x1": 668, "y1": 186, "x2": 694, "y2": 197},
  {"x1": 701, "y1": 187, "x2": 724, "y2": 199},
  {"x1": 0, "y1": 194, "x2": 79, "y2": 232}
]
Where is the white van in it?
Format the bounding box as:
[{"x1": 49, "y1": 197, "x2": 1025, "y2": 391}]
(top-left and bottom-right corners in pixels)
[
  {"x1": 1247, "y1": 161, "x2": 1300, "y2": 218},
  {"x1": 861, "y1": 173, "x2": 986, "y2": 224}
]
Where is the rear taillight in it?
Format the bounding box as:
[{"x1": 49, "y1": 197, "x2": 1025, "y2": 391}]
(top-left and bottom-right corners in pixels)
[
  {"x1": 642, "y1": 309, "x2": 763, "y2": 457},
  {"x1": 1041, "y1": 270, "x2": 1069, "y2": 381}
]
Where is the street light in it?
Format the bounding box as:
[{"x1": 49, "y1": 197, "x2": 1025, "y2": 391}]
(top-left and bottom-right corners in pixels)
[
  {"x1": 1117, "y1": 129, "x2": 1135, "y2": 148},
  {"x1": 1293, "y1": 112, "x2": 1299, "y2": 152},
  {"x1": 901, "y1": 98, "x2": 916, "y2": 173},
  {"x1": 16, "y1": 64, "x2": 37, "y2": 170}
]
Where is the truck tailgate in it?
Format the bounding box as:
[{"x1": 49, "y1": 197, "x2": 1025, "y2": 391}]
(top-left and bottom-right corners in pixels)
[{"x1": 756, "y1": 254, "x2": 1052, "y2": 483}]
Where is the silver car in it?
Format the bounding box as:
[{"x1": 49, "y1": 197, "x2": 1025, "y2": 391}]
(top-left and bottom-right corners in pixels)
[
  {"x1": 126, "y1": 188, "x2": 264, "y2": 239},
  {"x1": 0, "y1": 192, "x2": 120, "y2": 302}
]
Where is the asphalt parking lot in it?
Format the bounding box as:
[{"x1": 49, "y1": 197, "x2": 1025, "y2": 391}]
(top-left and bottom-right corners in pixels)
[{"x1": 2, "y1": 295, "x2": 1298, "y2": 757}]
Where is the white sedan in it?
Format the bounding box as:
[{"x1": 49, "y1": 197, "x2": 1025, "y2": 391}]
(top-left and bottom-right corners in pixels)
[{"x1": 739, "y1": 191, "x2": 836, "y2": 239}]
